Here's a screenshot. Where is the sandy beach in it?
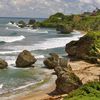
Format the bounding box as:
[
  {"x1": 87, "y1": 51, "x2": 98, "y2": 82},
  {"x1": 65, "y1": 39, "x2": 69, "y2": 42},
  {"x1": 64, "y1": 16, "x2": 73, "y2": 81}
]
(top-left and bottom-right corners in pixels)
[
  {"x1": 70, "y1": 60, "x2": 100, "y2": 84},
  {"x1": 16, "y1": 76, "x2": 57, "y2": 100},
  {"x1": 0, "y1": 1, "x2": 100, "y2": 100},
  {"x1": 10, "y1": 60, "x2": 100, "y2": 100}
]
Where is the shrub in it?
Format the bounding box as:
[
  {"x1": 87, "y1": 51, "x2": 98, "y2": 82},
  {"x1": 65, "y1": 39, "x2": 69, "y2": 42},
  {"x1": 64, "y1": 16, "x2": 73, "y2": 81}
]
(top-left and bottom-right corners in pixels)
[{"x1": 64, "y1": 81, "x2": 100, "y2": 100}]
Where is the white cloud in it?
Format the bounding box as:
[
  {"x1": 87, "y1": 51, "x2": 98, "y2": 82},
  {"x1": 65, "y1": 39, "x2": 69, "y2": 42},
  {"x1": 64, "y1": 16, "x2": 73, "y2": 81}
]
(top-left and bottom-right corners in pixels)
[
  {"x1": 79, "y1": 0, "x2": 92, "y2": 4},
  {"x1": 11, "y1": 0, "x2": 32, "y2": 6},
  {"x1": 0, "y1": 0, "x2": 100, "y2": 17},
  {"x1": 79, "y1": 0, "x2": 100, "y2": 7}
]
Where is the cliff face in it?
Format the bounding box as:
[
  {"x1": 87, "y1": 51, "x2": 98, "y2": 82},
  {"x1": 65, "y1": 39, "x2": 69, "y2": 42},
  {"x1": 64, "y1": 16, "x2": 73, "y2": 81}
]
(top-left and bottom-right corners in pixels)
[
  {"x1": 54, "y1": 59, "x2": 82, "y2": 94},
  {"x1": 39, "y1": 9, "x2": 100, "y2": 34},
  {"x1": 65, "y1": 31, "x2": 100, "y2": 64},
  {"x1": 65, "y1": 36, "x2": 94, "y2": 58},
  {"x1": 44, "y1": 53, "x2": 82, "y2": 94}
]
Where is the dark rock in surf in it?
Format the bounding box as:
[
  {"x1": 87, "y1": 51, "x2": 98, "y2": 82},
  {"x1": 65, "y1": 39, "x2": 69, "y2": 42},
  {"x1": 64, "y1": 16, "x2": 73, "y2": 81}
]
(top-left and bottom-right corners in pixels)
[
  {"x1": 16, "y1": 50, "x2": 36, "y2": 68},
  {"x1": 28, "y1": 19, "x2": 38, "y2": 29},
  {"x1": 44, "y1": 53, "x2": 82, "y2": 94},
  {"x1": 54, "y1": 58, "x2": 82, "y2": 94},
  {"x1": 28, "y1": 19, "x2": 36, "y2": 25},
  {"x1": 17, "y1": 20, "x2": 26, "y2": 28},
  {"x1": 56, "y1": 24, "x2": 73, "y2": 34},
  {"x1": 43, "y1": 53, "x2": 59, "y2": 69},
  {"x1": 0, "y1": 59, "x2": 8, "y2": 69}
]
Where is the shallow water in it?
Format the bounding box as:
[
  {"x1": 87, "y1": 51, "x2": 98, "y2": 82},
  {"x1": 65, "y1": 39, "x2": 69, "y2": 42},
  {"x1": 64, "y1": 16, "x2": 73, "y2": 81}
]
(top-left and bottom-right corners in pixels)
[{"x1": 0, "y1": 17, "x2": 84, "y2": 94}]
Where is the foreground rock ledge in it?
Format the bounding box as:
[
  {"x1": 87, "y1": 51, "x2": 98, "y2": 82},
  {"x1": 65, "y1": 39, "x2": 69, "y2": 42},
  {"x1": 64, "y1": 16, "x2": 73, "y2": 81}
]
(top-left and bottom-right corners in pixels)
[
  {"x1": 44, "y1": 53, "x2": 82, "y2": 94},
  {"x1": 43, "y1": 53, "x2": 59, "y2": 69},
  {"x1": 16, "y1": 50, "x2": 37, "y2": 68},
  {"x1": 54, "y1": 58, "x2": 82, "y2": 94},
  {"x1": 0, "y1": 58, "x2": 8, "y2": 69},
  {"x1": 65, "y1": 32, "x2": 100, "y2": 64}
]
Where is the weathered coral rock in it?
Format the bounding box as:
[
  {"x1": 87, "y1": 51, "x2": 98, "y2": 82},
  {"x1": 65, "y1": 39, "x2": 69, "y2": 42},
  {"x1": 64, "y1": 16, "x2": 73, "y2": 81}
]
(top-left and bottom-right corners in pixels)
[
  {"x1": 16, "y1": 50, "x2": 36, "y2": 68},
  {"x1": 0, "y1": 59, "x2": 8, "y2": 69}
]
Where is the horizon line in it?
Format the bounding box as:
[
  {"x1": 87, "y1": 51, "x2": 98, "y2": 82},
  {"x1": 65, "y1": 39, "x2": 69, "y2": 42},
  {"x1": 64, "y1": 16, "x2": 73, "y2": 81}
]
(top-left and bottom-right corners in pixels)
[{"x1": 0, "y1": 16, "x2": 48, "y2": 19}]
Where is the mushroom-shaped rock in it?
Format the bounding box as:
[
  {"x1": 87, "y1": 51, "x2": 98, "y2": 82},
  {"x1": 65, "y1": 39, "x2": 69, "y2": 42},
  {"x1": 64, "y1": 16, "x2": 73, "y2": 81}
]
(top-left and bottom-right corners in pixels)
[
  {"x1": 65, "y1": 36, "x2": 94, "y2": 58},
  {"x1": 43, "y1": 53, "x2": 59, "y2": 69},
  {"x1": 54, "y1": 58, "x2": 82, "y2": 94},
  {"x1": 0, "y1": 59, "x2": 8, "y2": 69},
  {"x1": 16, "y1": 50, "x2": 36, "y2": 68}
]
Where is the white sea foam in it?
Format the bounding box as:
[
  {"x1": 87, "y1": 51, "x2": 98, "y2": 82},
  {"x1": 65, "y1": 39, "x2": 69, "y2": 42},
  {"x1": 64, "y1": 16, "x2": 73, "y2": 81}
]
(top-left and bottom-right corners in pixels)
[
  {"x1": 0, "y1": 35, "x2": 25, "y2": 43},
  {"x1": 7, "y1": 22, "x2": 13, "y2": 25},
  {"x1": 35, "y1": 55, "x2": 45, "y2": 59},
  {"x1": 7, "y1": 28, "x2": 48, "y2": 33},
  {"x1": 13, "y1": 80, "x2": 44, "y2": 91},
  {"x1": 0, "y1": 84, "x2": 3, "y2": 89},
  {"x1": 6, "y1": 27, "x2": 9, "y2": 30},
  {"x1": 32, "y1": 35, "x2": 82, "y2": 50},
  {"x1": 0, "y1": 50, "x2": 21, "y2": 54},
  {"x1": 0, "y1": 31, "x2": 83, "y2": 56},
  {"x1": 27, "y1": 28, "x2": 38, "y2": 32},
  {"x1": 26, "y1": 28, "x2": 48, "y2": 33},
  {"x1": 10, "y1": 31, "x2": 83, "y2": 51},
  {"x1": 6, "y1": 22, "x2": 19, "y2": 28},
  {"x1": 0, "y1": 54, "x2": 45, "y2": 69}
]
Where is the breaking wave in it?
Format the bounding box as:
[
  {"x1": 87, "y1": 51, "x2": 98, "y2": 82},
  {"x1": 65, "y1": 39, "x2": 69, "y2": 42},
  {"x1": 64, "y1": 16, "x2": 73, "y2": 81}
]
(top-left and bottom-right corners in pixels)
[{"x1": 0, "y1": 35, "x2": 25, "y2": 43}]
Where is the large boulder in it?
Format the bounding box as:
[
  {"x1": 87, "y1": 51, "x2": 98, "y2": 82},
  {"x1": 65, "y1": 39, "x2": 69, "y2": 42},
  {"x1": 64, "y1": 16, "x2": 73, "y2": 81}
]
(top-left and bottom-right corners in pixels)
[
  {"x1": 43, "y1": 53, "x2": 59, "y2": 69},
  {"x1": 17, "y1": 20, "x2": 26, "y2": 28},
  {"x1": 0, "y1": 59, "x2": 8, "y2": 69},
  {"x1": 28, "y1": 19, "x2": 38, "y2": 29},
  {"x1": 65, "y1": 36, "x2": 94, "y2": 58},
  {"x1": 56, "y1": 24, "x2": 73, "y2": 34},
  {"x1": 65, "y1": 31, "x2": 100, "y2": 64},
  {"x1": 54, "y1": 58, "x2": 82, "y2": 94},
  {"x1": 44, "y1": 54, "x2": 82, "y2": 94},
  {"x1": 65, "y1": 41, "x2": 78, "y2": 56},
  {"x1": 28, "y1": 19, "x2": 36, "y2": 25},
  {"x1": 16, "y1": 50, "x2": 37, "y2": 68}
]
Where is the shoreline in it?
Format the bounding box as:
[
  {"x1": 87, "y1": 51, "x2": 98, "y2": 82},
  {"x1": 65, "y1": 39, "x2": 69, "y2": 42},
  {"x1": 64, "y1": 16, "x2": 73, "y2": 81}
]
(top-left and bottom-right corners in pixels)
[
  {"x1": 0, "y1": 69, "x2": 57, "y2": 100},
  {"x1": 13, "y1": 75, "x2": 57, "y2": 100},
  {"x1": 73, "y1": 30, "x2": 87, "y2": 35},
  {"x1": 0, "y1": 30, "x2": 99, "y2": 100},
  {"x1": 2, "y1": 60, "x2": 99, "y2": 100}
]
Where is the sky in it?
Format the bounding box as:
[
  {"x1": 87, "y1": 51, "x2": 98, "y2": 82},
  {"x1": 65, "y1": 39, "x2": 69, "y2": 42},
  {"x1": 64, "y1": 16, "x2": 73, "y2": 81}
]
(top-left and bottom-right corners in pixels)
[{"x1": 0, "y1": 0, "x2": 100, "y2": 18}]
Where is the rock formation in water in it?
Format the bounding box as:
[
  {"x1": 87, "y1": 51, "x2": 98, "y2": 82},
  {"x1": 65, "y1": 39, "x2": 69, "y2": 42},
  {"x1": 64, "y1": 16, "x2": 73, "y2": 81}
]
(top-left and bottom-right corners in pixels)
[
  {"x1": 54, "y1": 58, "x2": 82, "y2": 94},
  {"x1": 43, "y1": 53, "x2": 59, "y2": 69},
  {"x1": 17, "y1": 20, "x2": 26, "y2": 28},
  {"x1": 44, "y1": 53, "x2": 82, "y2": 94},
  {"x1": 0, "y1": 58, "x2": 8, "y2": 69},
  {"x1": 16, "y1": 50, "x2": 37, "y2": 68},
  {"x1": 56, "y1": 24, "x2": 73, "y2": 34}
]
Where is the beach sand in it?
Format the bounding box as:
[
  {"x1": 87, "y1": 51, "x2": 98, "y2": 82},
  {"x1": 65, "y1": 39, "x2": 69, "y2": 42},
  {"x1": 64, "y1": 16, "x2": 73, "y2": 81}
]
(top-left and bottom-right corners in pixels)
[
  {"x1": 70, "y1": 60, "x2": 100, "y2": 84},
  {"x1": 8, "y1": 60, "x2": 100, "y2": 100},
  {"x1": 7, "y1": 74, "x2": 58, "y2": 100}
]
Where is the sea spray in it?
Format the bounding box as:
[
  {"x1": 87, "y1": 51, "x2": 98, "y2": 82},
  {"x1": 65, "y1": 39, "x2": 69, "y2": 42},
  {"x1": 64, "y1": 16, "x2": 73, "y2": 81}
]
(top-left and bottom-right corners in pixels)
[{"x1": 0, "y1": 35, "x2": 25, "y2": 43}]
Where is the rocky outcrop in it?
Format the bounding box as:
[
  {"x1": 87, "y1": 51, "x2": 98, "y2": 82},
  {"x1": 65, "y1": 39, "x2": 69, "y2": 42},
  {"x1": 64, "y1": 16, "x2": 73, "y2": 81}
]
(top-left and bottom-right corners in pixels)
[
  {"x1": 17, "y1": 20, "x2": 26, "y2": 28},
  {"x1": 28, "y1": 19, "x2": 36, "y2": 25},
  {"x1": 65, "y1": 33, "x2": 100, "y2": 64},
  {"x1": 44, "y1": 53, "x2": 82, "y2": 94},
  {"x1": 28, "y1": 19, "x2": 37, "y2": 29},
  {"x1": 54, "y1": 58, "x2": 82, "y2": 94},
  {"x1": 16, "y1": 50, "x2": 36, "y2": 68},
  {"x1": 56, "y1": 24, "x2": 73, "y2": 34},
  {"x1": 0, "y1": 59, "x2": 8, "y2": 69},
  {"x1": 65, "y1": 36, "x2": 94, "y2": 58},
  {"x1": 43, "y1": 53, "x2": 59, "y2": 69}
]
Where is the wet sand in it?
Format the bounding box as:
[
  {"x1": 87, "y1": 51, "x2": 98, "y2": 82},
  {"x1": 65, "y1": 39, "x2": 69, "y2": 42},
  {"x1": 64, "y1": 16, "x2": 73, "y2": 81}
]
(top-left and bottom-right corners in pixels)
[{"x1": 12, "y1": 60, "x2": 100, "y2": 100}]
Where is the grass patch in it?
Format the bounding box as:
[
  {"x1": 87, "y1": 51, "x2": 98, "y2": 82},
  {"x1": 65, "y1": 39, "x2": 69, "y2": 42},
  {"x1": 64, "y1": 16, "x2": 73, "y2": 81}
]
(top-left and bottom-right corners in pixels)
[{"x1": 64, "y1": 81, "x2": 100, "y2": 100}]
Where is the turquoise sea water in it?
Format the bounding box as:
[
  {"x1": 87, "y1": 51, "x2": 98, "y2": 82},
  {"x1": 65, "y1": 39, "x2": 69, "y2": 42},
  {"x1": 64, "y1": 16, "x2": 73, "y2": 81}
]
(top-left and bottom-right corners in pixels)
[{"x1": 0, "y1": 17, "x2": 83, "y2": 94}]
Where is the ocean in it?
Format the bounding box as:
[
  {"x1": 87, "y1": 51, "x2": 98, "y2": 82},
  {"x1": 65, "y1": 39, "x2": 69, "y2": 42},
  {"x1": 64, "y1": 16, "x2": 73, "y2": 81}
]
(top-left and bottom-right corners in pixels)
[{"x1": 0, "y1": 17, "x2": 83, "y2": 95}]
